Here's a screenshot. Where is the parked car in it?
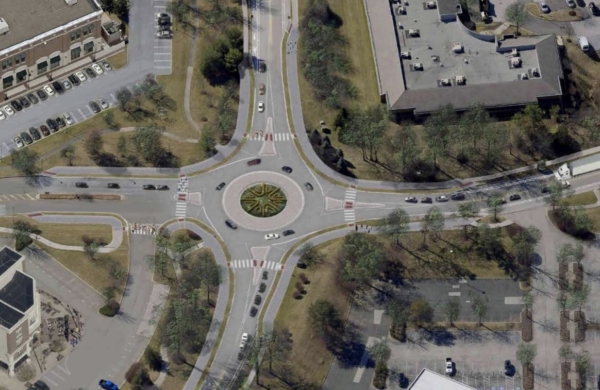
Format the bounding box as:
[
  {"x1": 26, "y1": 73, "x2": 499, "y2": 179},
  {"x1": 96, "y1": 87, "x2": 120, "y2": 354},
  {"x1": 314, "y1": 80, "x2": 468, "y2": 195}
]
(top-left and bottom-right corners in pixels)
[
  {"x1": 566, "y1": 0, "x2": 576, "y2": 7},
  {"x1": 3, "y1": 105, "x2": 15, "y2": 116},
  {"x1": 282, "y1": 230, "x2": 295, "y2": 236},
  {"x1": 36, "y1": 89, "x2": 48, "y2": 101},
  {"x1": 259, "y1": 60, "x2": 266, "y2": 72},
  {"x1": 540, "y1": 0, "x2": 550, "y2": 13},
  {"x1": 98, "y1": 98, "x2": 109, "y2": 110},
  {"x1": 99, "y1": 379, "x2": 119, "y2": 390},
  {"x1": 157, "y1": 185, "x2": 169, "y2": 190},
  {"x1": 62, "y1": 79, "x2": 72, "y2": 90},
  {"x1": 85, "y1": 67, "x2": 97, "y2": 79},
  {"x1": 27, "y1": 93, "x2": 39, "y2": 104},
  {"x1": 46, "y1": 118, "x2": 59, "y2": 132},
  {"x1": 10, "y1": 100, "x2": 22, "y2": 111},
  {"x1": 451, "y1": 193, "x2": 465, "y2": 201},
  {"x1": 282, "y1": 166, "x2": 293, "y2": 174},
  {"x1": 0, "y1": 110, "x2": 4, "y2": 121},
  {"x1": 405, "y1": 196, "x2": 418, "y2": 203},
  {"x1": 107, "y1": 183, "x2": 120, "y2": 189},
  {"x1": 259, "y1": 283, "x2": 267, "y2": 293},
  {"x1": 75, "y1": 182, "x2": 88, "y2": 188},
  {"x1": 101, "y1": 60, "x2": 112, "y2": 72},
  {"x1": 157, "y1": 30, "x2": 172, "y2": 39},
  {"x1": 56, "y1": 117, "x2": 66, "y2": 128},
  {"x1": 143, "y1": 185, "x2": 156, "y2": 190},
  {"x1": 254, "y1": 295, "x2": 262, "y2": 305},
  {"x1": 20, "y1": 132, "x2": 33, "y2": 145},
  {"x1": 249, "y1": 306, "x2": 258, "y2": 317},
  {"x1": 29, "y1": 127, "x2": 41, "y2": 140},
  {"x1": 39, "y1": 125, "x2": 50, "y2": 137},
  {"x1": 226, "y1": 219, "x2": 238, "y2": 229},
  {"x1": 43, "y1": 85, "x2": 55, "y2": 96},
  {"x1": 258, "y1": 101, "x2": 264, "y2": 112},
  {"x1": 240, "y1": 333, "x2": 249, "y2": 349},
  {"x1": 13, "y1": 137, "x2": 24, "y2": 149},
  {"x1": 262, "y1": 271, "x2": 268, "y2": 280},
  {"x1": 63, "y1": 113, "x2": 74, "y2": 125},
  {"x1": 265, "y1": 233, "x2": 280, "y2": 240},
  {"x1": 68, "y1": 74, "x2": 81, "y2": 86},
  {"x1": 304, "y1": 182, "x2": 313, "y2": 191},
  {"x1": 436, "y1": 195, "x2": 449, "y2": 202},
  {"x1": 247, "y1": 158, "x2": 261, "y2": 166},
  {"x1": 216, "y1": 182, "x2": 226, "y2": 191},
  {"x1": 259, "y1": 83, "x2": 265, "y2": 95},
  {"x1": 18, "y1": 97, "x2": 30, "y2": 108},
  {"x1": 421, "y1": 197, "x2": 433, "y2": 203},
  {"x1": 445, "y1": 358, "x2": 453, "y2": 375},
  {"x1": 89, "y1": 101, "x2": 101, "y2": 113},
  {"x1": 92, "y1": 63, "x2": 104, "y2": 75},
  {"x1": 509, "y1": 194, "x2": 521, "y2": 201},
  {"x1": 52, "y1": 81, "x2": 65, "y2": 95},
  {"x1": 399, "y1": 373, "x2": 409, "y2": 388},
  {"x1": 75, "y1": 71, "x2": 87, "y2": 82}
]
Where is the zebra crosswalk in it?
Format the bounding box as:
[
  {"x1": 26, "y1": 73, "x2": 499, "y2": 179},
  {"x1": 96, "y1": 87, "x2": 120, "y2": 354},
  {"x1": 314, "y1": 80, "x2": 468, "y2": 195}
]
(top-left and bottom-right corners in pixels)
[
  {"x1": 248, "y1": 133, "x2": 292, "y2": 142},
  {"x1": 344, "y1": 187, "x2": 356, "y2": 224},
  {"x1": 130, "y1": 223, "x2": 157, "y2": 235},
  {"x1": 229, "y1": 260, "x2": 281, "y2": 270},
  {"x1": 175, "y1": 202, "x2": 187, "y2": 218},
  {"x1": 0, "y1": 193, "x2": 36, "y2": 201}
]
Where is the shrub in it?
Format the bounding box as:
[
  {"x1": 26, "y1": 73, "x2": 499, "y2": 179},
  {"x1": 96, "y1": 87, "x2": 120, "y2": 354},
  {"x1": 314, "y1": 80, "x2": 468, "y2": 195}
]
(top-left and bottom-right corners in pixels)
[
  {"x1": 99, "y1": 299, "x2": 120, "y2": 317},
  {"x1": 292, "y1": 291, "x2": 302, "y2": 300},
  {"x1": 373, "y1": 361, "x2": 389, "y2": 389},
  {"x1": 16, "y1": 363, "x2": 36, "y2": 382},
  {"x1": 390, "y1": 321, "x2": 407, "y2": 342},
  {"x1": 125, "y1": 362, "x2": 144, "y2": 383},
  {"x1": 295, "y1": 281, "x2": 305, "y2": 293},
  {"x1": 144, "y1": 347, "x2": 163, "y2": 372},
  {"x1": 51, "y1": 339, "x2": 65, "y2": 353}
]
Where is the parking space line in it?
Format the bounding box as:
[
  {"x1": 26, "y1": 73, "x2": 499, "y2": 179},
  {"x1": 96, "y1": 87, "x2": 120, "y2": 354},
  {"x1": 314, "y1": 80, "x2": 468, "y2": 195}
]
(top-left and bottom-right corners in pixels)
[
  {"x1": 86, "y1": 105, "x2": 94, "y2": 115},
  {"x1": 77, "y1": 108, "x2": 86, "y2": 119}
]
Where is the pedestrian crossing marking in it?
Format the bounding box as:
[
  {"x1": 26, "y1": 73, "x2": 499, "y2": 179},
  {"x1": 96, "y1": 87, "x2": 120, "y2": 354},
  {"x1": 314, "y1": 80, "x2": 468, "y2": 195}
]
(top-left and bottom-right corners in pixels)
[
  {"x1": 248, "y1": 133, "x2": 292, "y2": 142},
  {"x1": 0, "y1": 193, "x2": 37, "y2": 201},
  {"x1": 229, "y1": 260, "x2": 281, "y2": 270},
  {"x1": 130, "y1": 223, "x2": 157, "y2": 235}
]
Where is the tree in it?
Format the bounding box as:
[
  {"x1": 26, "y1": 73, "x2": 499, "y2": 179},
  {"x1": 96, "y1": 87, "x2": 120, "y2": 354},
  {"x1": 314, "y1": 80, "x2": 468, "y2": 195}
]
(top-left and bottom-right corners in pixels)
[
  {"x1": 246, "y1": 333, "x2": 267, "y2": 386},
  {"x1": 408, "y1": 298, "x2": 434, "y2": 327},
  {"x1": 60, "y1": 145, "x2": 76, "y2": 166},
  {"x1": 421, "y1": 206, "x2": 444, "y2": 243},
  {"x1": 557, "y1": 292, "x2": 569, "y2": 316},
  {"x1": 456, "y1": 201, "x2": 479, "y2": 238},
  {"x1": 568, "y1": 284, "x2": 590, "y2": 311},
  {"x1": 504, "y1": 2, "x2": 527, "y2": 35},
  {"x1": 386, "y1": 299, "x2": 409, "y2": 325},
  {"x1": 12, "y1": 221, "x2": 39, "y2": 251},
  {"x1": 471, "y1": 293, "x2": 488, "y2": 324},
  {"x1": 100, "y1": 0, "x2": 114, "y2": 12},
  {"x1": 83, "y1": 241, "x2": 99, "y2": 260},
  {"x1": 85, "y1": 130, "x2": 104, "y2": 157},
  {"x1": 575, "y1": 350, "x2": 591, "y2": 378},
  {"x1": 476, "y1": 224, "x2": 503, "y2": 258},
  {"x1": 511, "y1": 226, "x2": 541, "y2": 269},
  {"x1": 117, "y1": 134, "x2": 128, "y2": 156},
  {"x1": 296, "y1": 242, "x2": 323, "y2": 267},
  {"x1": 198, "y1": 126, "x2": 217, "y2": 157},
  {"x1": 131, "y1": 125, "x2": 178, "y2": 167},
  {"x1": 103, "y1": 111, "x2": 118, "y2": 130},
  {"x1": 461, "y1": 101, "x2": 490, "y2": 152},
  {"x1": 444, "y1": 298, "x2": 460, "y2": 326},
  {"x1": 379, "y1": 208, "x2": 410, "y2": 246},
  {"x1": 308, "y1": 299, "x2": 342, "y2": 338},
  {"x1": 341, "y1": 233, "x2": 385, "y2": 287},
  {"x1": 113, "y1": 0, "x2": 131, "y2": 22},
  {"x1": 390, "y1": 126, "x2": 419, "y2": 177},
  {"x1": 558, "y1": 345, "x2": 573, "y2": 362},
  {"x1": 10, "y1": 149, "x2": 41, "y2": 177},
  {"x1": 516, "y1": 343, "x2": 537, "y2": 365},
  {"x1": 487, "y1": 194, "x2": 504, "y2": 222},
  {"x1": 424, "y1": 104, "x2": 456, "y2": 165},
  {"x1": 263, "y1": 329, "x2": 287, "y2": 374},
  {"x1": 144, "y1": 347, "x2": 163, "y2": 371},
  {"x1": 556, "y1": 242, "x2": 585, "y2": 265},
  {"x1": 148, "y1": 251, "x2": 169, "y2": 278},
  {"x1": 368, "y1": 340, "x2": 391, "y2": 364},
  {"x1": 481, "y1": 123, "x2": 507, "y2": 166},
  {"x1": 115, "y1": 87, "x2": 134, "y2": 111},
  {"x1": 544, "y1": 180, "x2": 570, "y2": 211},
  {"x1": 572, "y1": 206, "x2": 594, "y2": 234},
  {"x1": 522, "y1": 291, "x2": 534, "y2": 311}
]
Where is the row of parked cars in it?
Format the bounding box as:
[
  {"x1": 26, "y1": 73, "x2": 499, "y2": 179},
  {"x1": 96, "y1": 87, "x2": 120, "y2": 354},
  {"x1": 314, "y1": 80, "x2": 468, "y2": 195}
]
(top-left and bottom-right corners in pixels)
[
  {"x1": 405, "y1": 193, "x2": 465, "y2": 203},
  {"x1": 156, "y1": 13, "x2": 172, "y2": 39},
  {"x1": 74, "y1": 182, "x2": 170, "y2": 190}
]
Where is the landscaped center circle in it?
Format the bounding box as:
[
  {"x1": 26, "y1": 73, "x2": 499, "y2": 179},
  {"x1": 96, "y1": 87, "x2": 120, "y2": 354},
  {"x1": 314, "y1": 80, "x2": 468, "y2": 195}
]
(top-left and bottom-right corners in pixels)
[{"x1": 240, "y1": 184, "x2": 287, "y2": 218}]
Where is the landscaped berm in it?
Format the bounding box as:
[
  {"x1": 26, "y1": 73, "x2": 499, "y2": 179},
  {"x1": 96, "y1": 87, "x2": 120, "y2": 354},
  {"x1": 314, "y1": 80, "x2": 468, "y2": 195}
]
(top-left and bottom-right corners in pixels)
[{"x1": 240, "y1": 183, "x2": 287, "y2": 217}]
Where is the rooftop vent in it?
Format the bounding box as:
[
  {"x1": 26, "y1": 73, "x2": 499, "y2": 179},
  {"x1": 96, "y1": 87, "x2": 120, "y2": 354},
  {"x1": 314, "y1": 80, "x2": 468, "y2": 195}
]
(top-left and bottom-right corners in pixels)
[
  {"x1": 65, "y1": 0, "x2": 78, "y2": 5},
  {"x1": 511, "y1": 48, "x2": 519, "y2": 57},
  {"x1": 408, "y1": 29, "x2": 420, "y2": 37},
  {"x1": 456, "y1": 75, "x2": 465, "y2": 85},
  {"x1": 426, "y1": 1, "x2": 437, "y2": 8},
  {"x1": 510, "y1": 57, "x2": 522, "y2": 67},
  {"x1": 531, "y1": 68, "x2": 540, "y2": 77},
  {"x1": 520, "y1": 73, "x2": 528, "y2": 80},
  {"x1": 0, "y1": 18, "x2": 9, "y2": 35},
  {"x1": 401, "y1": 51, "x2": 411, "y2": 59},
  {"x1": 413, "y1": 62, "x2": 423, "y2": 70},
  {"x1": 453, "y1": 43, "x2": 464, "y2": 53},
  {"x1": 440, "y1": 78, "x2": 452, "y2": 86},
  {"x1": 398, "y1": 6, "x2": 406, "y2": 14}
]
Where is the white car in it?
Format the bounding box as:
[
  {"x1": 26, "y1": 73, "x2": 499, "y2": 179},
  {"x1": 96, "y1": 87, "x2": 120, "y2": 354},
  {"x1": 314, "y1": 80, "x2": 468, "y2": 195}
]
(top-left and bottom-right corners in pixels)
[
  {"x1": 13, "y1": 137, "x2": 24, "y2": 149},
  {"x1": 43, "y1": 85, "x2": 55, "y2": 97},
  {"x1": 92, "y1": 63, "x2": 104, "y2": 75},
  {"x1": 566, "y1": 0, "x2": 576, "y2": 7},
  {"x1": 75, "y1": 71, "x2": 87, "y2": 82},
  {"x1": 265, "y1": 233, "x2": 280, "y2": 240},
  {"x1": 63, "y1": 113, "x2": 74, "y2": 125},
  {"x1": 2, "y1": 105, "x2": 15, "y2": 116},
  {"x1": 0, "y1": 110, "x2": 5, "y2": 120},
  {"x1": 445, "y1": 358, "x2": 453, "y2": 374},
  {"x1": 240, "y1": 332, "x2": 248, "y2": 349},
  {"x1": 540, "y1": 1, "x2": 550, "y2": 12},
  {"x1": 98, "y1": 98, "x2": 109, "y2": 110},
  {"x1": 258, "y1": 101, "x2": 264, "y2": 112},
  {"x1": 101, "y1": 60, "x2": 112, "y2": 72}
]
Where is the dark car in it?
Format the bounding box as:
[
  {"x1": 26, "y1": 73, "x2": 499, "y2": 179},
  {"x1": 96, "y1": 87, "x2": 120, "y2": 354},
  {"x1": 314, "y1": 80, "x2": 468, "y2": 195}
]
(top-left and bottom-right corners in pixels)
[
  {"x1": 297, "y1": 262, "x2": 307, "y2": 269},
  {"x1": 19, "y1": 97, "x2": 30, "y2": 108},
  {"x1": 89, "y1": 101, "x2": 101, "y2": 113},
  {"x1": 421, "y1": 197, "x2": 433, "y2": 203},
  {"x1": 10, "y1": 100, "x2": 22, "y2": 111},
  {"x1": 247, "y1": 158, "x2": 261, "y2": 166},
  {"x1": 591, "y1": 1, "x2": 600, "y2": 13},
  {"x1": 399, "y1": 373, "x2": 409, "y2": 388},
  {"x1": 237, "y1": 351, "x2": 245, "y2": 361},
  {"x1": 85, "y1": 67, "x2": 96, "y2": 79},
  {"x1": 254, "y1": 295, "x2": 262, "y2": 305},
  {"x1": 509, "y1": 194, "x2": 521, "y2": 201},
  {"x1": 68, "y1": 74, "x2": 81, "y2": 86},
  {"x1": 56, "y1": 117, "x2": 66, "y2": 128},
  {"x1": 504, "y1": 360, "x2": 515, "y2": 376},
  {"x1": 75, "y1": 182, "x2": 88, "y2": 188},
  {"x1": 259, "y1": 60, "x2": 266, "y2": 72},
  {"x1": 27, "y1": 93, "x2": 39, "y2": 104},
  {"x1": 259, "y1": 282, "x2": 267, "y2": 293},
  {"x1": 451, "y1": 193, "x2": 465, "y2": 201},
  {"x1": 143, "y1": 184, "x2": 156, "y2": 190},
  {"x1": 36, "y1": 89, "x2": 48, "y2": 101},
  {"x1": 107, "y1": 183, "x2": 120, "y2": 189},
  {"x1": 29, "y1": 127, "x2": 41, "y2": 140},
  {"x1": 20, "y1": 132, "x2": 33, "y2": 144},
  {"x1": 226, "y1": 219, "x2": 238, "y2": 229},
  {"x1": 249, "y1": 306, "x2": 258, "y2": 317},
  {"x1": 99, "y1": 379, "x2": 119, "y2": 390},
  {"x1": 39, "y1": 125, "x2": 50, "y2": 137},
  {"x1": 46, "y1": 118, "x2": 59, "y2": 132},
  {"x1": 282, "y1": 229, "x2": 295, "y2": 236},
  {"x1": 52, "y1": 81, "x2": 65, "y2": 95},
  {"x1": 304, "y1": 182, "x2": 313, "y2": 191},
  {"x1": 262, "y1": 271, "x2": 268, "y2": 280},
  {"x1": 157, "y1": 185, "x2": 169, "y2": 190},
  {"x1": 541, "y1": 186, "x2": 550, "y2": 193},
  {"x1": 216, "y1": 182, "x2": 226, "y2": 191},
  {"x1": 282, "y1": 166, "x2": 293, "y2": 174}
]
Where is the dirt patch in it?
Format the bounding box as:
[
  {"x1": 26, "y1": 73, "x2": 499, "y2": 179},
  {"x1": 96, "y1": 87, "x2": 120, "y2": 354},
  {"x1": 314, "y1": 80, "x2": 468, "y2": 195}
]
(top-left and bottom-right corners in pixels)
[
  {"x1": 39, "y1": 194, "x2": 122, "y2": 200},
  {"x1": 560, "y1": 312, "x2": 570, "y2": 342},
  {"x1": 575, "y1": 310, "x2": 586, "y2": 342},
  {"x1": 521, "y1": 310, "x2": 533, "y2": 342},
  {"x1": 523, "y1": 362, "x2": 534, "y2": 390},
  {"x1": 561, "y1": 362, "x2": 571, "y2": 390},
  {"x1": 559, "y1": 262, "x2": 569, "y2": 291},
  {"x1": 573, "y1": 263, "x2": 583, "y2": 291}
]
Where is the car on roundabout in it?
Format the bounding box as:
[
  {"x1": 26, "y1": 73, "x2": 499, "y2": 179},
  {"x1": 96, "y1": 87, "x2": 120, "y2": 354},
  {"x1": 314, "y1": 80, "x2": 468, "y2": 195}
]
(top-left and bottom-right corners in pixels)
[
  {"x1": 304, "y1": 182, "x2": 313, "y2": 191},
  {"x1": 216, "y1": 182, "x2": 226, "y2": 191},
  {"x1": 226, "y1": 220, "x2": 238, "y2": 229},
  {"x1": 282, "y1": 166, "x2": 293, "y2": 174},
  {"x1": 405, "y1": 196, "x2": 418, "y2": 203},
  {"x1": 282, "y1": 230, "x2": 295, "y2": 236},
  {"x1": 265, "y1": 233, "x2": 280, "y2": 240}
]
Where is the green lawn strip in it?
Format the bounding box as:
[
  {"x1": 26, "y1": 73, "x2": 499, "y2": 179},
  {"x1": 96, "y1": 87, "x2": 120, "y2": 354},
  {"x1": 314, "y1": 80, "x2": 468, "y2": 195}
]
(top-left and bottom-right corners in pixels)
[
  {"x1": 563, "y1": 191, "x2": 598, "y2": 206},
  {"x1": 477, "y1": 215, "x2": 507, "y2": 224},
  {"x1": 585, "y1": 206, "x2": 600, "y2": 228}
]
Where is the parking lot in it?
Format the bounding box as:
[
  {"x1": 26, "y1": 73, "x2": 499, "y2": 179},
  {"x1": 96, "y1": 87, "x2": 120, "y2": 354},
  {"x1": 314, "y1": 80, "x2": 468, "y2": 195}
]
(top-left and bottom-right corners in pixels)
[{"x1": 153, "y1": 0, "x2": 172, "y2": 75}]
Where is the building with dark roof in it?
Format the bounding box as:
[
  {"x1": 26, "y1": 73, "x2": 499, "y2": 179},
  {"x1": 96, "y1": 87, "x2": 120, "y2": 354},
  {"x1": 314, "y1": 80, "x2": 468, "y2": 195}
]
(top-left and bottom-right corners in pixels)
[
  {"x1": 365, "y1": 0, "x2": 564, "y2": 119},
  {"x1": 0, "y1": 247, "x2": 40, "y2": 377}
]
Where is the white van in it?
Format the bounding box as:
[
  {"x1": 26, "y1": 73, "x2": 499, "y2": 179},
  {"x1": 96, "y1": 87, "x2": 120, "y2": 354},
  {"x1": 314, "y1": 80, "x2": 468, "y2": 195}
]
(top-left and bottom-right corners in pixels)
[{"x1": 578, "y1": 36, "x2": 590, "y2": 52}]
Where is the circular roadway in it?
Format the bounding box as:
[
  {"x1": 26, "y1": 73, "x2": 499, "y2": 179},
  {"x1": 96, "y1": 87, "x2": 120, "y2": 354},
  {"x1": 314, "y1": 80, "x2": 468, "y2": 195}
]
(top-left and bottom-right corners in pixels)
[{"x1": 221, "y1": 171, "x2": 305, "y2": 231}]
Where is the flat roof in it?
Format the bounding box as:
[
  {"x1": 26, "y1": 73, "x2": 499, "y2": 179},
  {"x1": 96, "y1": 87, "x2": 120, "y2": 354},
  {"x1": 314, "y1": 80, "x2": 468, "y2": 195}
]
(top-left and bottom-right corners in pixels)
[
  {"x1": 0, "y1": 247, "x2": 21, "y2": 277},
  {"x1": 0, "y1": 0, "x2": 100, "y2": 52},
  {"x1": 0, "y1": 271, "x2": 34, "y2": 313},
  {"x1": 0, "y1": 301, "x2": 23, "y2": 329},
  {"x1": 438, "y1": 0, "x2": 462, "y2": 16},
  {"x1": 409, "y1": 369, "x2": 476, "y2": 390}
]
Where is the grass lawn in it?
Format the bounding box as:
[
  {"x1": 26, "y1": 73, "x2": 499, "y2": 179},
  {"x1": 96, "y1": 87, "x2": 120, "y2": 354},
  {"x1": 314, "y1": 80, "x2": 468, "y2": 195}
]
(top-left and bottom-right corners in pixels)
[
  {"x1": 478, "y1": 215, "x2": 507, "y2": 224},
  {"x1": 564, "y1": 39, "x2": 600, "y2": 108},
  {"x1": 525, "y1": 3, "x2": 583, "y2": 21},
  {"x1": 563, "y1": 191, "x2": 598, "y2": 206},
  {"x1": 106, "y1": 48, "x2": 129, "y2": 69},
  {"x1": 586, "y1": 206, "x2": 600, "y2": 229}
]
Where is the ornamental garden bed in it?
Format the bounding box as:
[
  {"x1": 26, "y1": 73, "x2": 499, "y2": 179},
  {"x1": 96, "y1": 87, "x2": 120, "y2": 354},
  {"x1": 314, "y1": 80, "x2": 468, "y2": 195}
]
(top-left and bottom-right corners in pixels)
[
  {"x1": 521, "y1": 309, "x2": 533, "y2": 342},
  {"x1": 559, "y1": 263, "x2": 569, "y2": 290},
  {"x1": 561, "y1": 362, "x2": 571, "y2": 390},
  {"x1": 523, "y1": 362, "x2": 534, "y2": 390},
  {"x1": 574, "y1": 310, "x2": 586, "y2": 342},
  {"x1": 561, "y1": 312, "x2": 570, "y2": 342}
]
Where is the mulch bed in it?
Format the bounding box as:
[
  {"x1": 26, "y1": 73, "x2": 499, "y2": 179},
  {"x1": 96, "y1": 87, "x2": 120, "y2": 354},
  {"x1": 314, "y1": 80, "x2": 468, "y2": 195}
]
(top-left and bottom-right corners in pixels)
[
  {"x1": 523, "y1": 362, "x2": 534, "y2": 390},
  {"x1": 521, "y1": 309, "x2": 533, "y2": 342},
  {"x1": 561, "y1": 312, "x2": 570, "y2": 342},
  {"x1": 40, "y1": 194, "x2": 122, "y2": 200},
  {"x1": 559, "y1": 263, "x2": 569, "y2": 290},
  {"x1": 573, "y1": 263, "x2": 583, "y2": 290},
  {"x1": 561, "y1": 362, "x2": 571, "y2": 390},
  {"x1": 574, "y1": 310, "x2": 586, "y2": 342}
]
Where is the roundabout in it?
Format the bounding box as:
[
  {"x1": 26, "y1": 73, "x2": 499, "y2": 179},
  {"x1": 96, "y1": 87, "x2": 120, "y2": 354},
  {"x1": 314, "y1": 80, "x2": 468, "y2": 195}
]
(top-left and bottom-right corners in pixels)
[{"x1": 222, "y1": 171, "x2": 305, "y2": 231}]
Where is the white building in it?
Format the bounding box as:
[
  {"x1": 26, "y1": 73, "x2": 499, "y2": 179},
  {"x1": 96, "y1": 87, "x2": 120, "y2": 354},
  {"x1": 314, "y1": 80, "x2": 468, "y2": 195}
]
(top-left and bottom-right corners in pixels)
[
  {"x1": 409, "y1": 369, "x2": 477, "y2": 390},
  {"x1": 0, "y1": 246, "x2": 41, "y2": 376}
]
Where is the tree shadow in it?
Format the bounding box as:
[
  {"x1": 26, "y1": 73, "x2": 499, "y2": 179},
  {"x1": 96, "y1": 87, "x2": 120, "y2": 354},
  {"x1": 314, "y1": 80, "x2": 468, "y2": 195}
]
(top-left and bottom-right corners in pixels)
[{"x1": 417, "y1": 325, "x2": 456, "y2": 346}]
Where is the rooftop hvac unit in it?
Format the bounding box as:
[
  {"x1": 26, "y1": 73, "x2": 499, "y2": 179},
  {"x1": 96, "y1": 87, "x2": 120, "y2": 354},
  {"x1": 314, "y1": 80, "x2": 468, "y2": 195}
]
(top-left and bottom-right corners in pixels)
[
  {"x1": 65, "y1": 0, "x2": 78, "y2": 5},
  {"x1": 456, "y1": 75, "x2": 465, "y2": 85},
  {"x1": 413, "y1": 62, "x2": 423, "y2": 70},
  {"x1": 408, "y1": 29, "x2": 420, "y2": 37},
  {"x1": 0, "y1": 18, "x2": 8, "y2": 35},
  {"x1": 441, "y1": 78, "x2": 451, "y2": 86},
  {"x1": 452, "y1": 43, "x2": 464, "y2": 53},
  {"x1": 426, "y1": 1, "x2": 437, "y2": 8},
  {"x1": 531, "y1": 68, "x2": 540, "y2": 77},
  {"x1": 511, "y1": 57, "x2": 522, "y2": 67},
  {"x1": 511, "y1": 48, "x2": 519, "y2": 56},
  {"x1": 520, "y1": 73, "x2": 528, "y2": 80},
  {"x1": 401, "y1": 51, "x2": 411, "y2": 59},
  {"x1": 398, "y1": 6, "x2": 406, "y2": 14}
]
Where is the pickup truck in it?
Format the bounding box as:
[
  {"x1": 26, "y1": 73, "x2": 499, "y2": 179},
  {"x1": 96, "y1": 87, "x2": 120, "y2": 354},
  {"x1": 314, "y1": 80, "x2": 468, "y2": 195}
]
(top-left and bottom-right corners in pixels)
[{"x1": 445, "y1": 358, "x2": 453, "y2": 374}]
